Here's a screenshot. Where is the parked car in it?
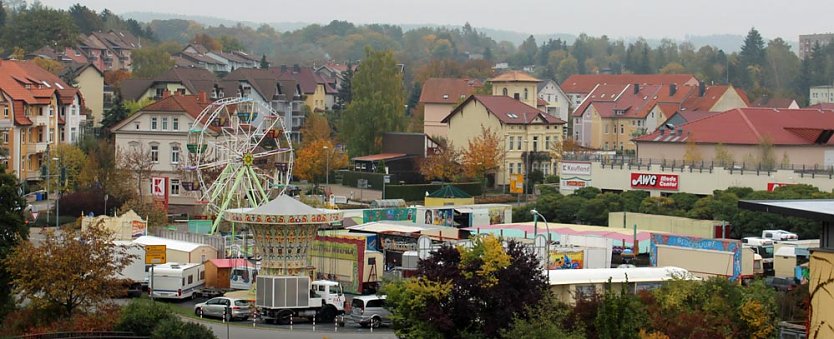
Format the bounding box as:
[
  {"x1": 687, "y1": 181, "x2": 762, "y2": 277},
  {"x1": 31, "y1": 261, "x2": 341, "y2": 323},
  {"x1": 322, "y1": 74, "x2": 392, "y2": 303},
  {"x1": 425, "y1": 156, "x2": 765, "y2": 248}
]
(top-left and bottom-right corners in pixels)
[
  {"x1": 350, "y1": 295, "x2": 391, "y2": 328},
  {"x1": 194, "y1": 297, "x2": 252, "y2": 321},
  {"x1": 764, "y1": 277, "x2": 797, "y2": 292}
]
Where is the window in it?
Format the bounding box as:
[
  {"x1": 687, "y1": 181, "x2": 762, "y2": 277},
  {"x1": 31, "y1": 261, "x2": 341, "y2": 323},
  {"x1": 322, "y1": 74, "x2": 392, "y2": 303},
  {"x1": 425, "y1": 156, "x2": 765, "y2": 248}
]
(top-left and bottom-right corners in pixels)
[
  {"x1": 150, "y1": 145, "x2": 159, "y2": 163},
  {"x1": 134, "y1": 122, "x2": 140, "y2": 130},
  {"x1": 502, "y1": 88, "x2": 508, "y2": 96},
  {"x1": 70, "y1": 127, "x2": 77, "y2": 143},
  {"x1": 620, "y1": 124, "x2": 624, "y2": 134},
  {"x1": 517, "y1": 138, "x2": 522, "y2": 151},
  {"x1": 576, "y1": 285, "x2": 596, "y2": 299},
  {"x1": 171, "y1": 179, "x2": 180, "y2": 195},
  {"x1": 2, "y1": 106, "x2": 7, "y2": 117},
  {"x1": 604, "y1": 142, "x2": 609, "y2": 150},
  {"x1": 2, "y1": 132, "x2": 8, "y2": 144},
  {"x1": 543, "y1": 162, "x2": 550, "y2": 175},
  {"x1": 173, "y1": 118, "x2": 179, "y2": 130},
  {"x1": 517, "y1": 162, "x2": 522, "y2": 173},
  {"x1": 545, "y1": 136, "x2": 551, "y2": 150},
  {"x1": 532, "y1": 136, "x2": 538, "y2": 152},
  {"x1": 604, "y1": 124, "x2": 608, "y2": 134},
  {"x1": 524, "y1": 88, "x2": 529, "y2": 100},
  {"x1": 171, "y1": 145, "x2": 180, "y2": 164},
  {"x1": 188, "y1": 274, "x2": 193, "y2": 284},
  {"x1": 162, "y1": 117, "x2": 168, "y2": 130},
  {"x1": 151, "y1": 117, "x2": 158, "y2": 130},
  {"x1": 200, "y1": 270, "x2": 205, "y2": 279},
  {"x1": 155, "y1": 88, "x2": 164, "y2": 98},
  {"x1": 508, "y1": 164, "x2": 513, "y2": 174},
  {"x1": 508, "y1": 136, "x2": 514, "y2": 150}
]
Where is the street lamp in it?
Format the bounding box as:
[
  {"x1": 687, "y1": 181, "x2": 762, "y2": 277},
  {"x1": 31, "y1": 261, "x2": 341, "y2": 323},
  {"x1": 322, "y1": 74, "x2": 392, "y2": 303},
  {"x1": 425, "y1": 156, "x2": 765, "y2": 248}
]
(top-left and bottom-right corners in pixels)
[
  {"x1": 323, "y1": 145, "x2": 330, "y2": 196},
  {"x1": 52, "y1": 157, "x2": 60, "y2": 229},
  {"x1": 530, "y1": 209, "x2": 551, "y2": 270},
  {"x1": 503, "y1": 134, "x2": 509, "y2": 194}
]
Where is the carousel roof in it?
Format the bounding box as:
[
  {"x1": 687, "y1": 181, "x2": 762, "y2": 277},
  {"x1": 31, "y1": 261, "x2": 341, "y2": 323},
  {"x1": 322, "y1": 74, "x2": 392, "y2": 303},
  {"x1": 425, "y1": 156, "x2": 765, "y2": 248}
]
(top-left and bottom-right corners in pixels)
[
  {"x1": 248, "y1": 194, "x2": 321, "y2": 215},
  {"x1": 222, "y1": 194, "x2": 343, "y2": 224}
]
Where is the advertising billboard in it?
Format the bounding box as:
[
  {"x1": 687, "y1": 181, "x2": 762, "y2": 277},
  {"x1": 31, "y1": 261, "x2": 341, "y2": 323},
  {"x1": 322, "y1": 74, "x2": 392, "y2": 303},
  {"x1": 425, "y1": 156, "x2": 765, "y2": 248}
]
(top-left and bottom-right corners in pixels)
[
  {"x1": 560, "y1": 177, "x2": 591, "y2": 191},
  {"x1": 560, "y1": 161, "x2": 592, "y2": 176},
  {"x1": 362, "y1": 208, "x2": 417, "y2": 223},
  {"x1": 630, "y1": 173, "x2": 679, "y2": 190}
]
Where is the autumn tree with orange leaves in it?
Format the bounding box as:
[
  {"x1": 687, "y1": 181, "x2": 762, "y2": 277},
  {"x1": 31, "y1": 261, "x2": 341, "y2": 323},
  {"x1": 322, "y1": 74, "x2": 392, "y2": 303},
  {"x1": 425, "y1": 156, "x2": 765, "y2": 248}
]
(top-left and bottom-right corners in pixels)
[
  {"x1": 294, "y1": 111, "x2": 346, "y2": 185},
  {"x1": 460, "y1": 126, "x2": 503, "y2": 188},
  {"x1": 419, "y1": 140, "x2": 461, "y2": 182}
]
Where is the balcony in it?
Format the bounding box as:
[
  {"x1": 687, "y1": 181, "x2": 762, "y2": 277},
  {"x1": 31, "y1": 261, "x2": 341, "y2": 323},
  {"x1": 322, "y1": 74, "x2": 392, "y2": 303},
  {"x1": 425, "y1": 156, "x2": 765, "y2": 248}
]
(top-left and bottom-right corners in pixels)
[
  {"x1": 25, "y1": 142, "x2": 48, "y2": 154},
  {"x1": 0, "y1": 120, "x2": 11, "y2": 129},
  {"x1": 32, "y1": 115, "x2": 51, "y2": 126}
]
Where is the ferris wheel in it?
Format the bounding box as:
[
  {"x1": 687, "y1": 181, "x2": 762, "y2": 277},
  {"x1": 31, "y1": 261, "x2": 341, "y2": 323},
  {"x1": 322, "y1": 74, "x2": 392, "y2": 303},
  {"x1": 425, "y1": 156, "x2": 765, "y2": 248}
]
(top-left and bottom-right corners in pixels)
[{"x1": 185, "y1": 97, "x2": 293, "y2": 234}]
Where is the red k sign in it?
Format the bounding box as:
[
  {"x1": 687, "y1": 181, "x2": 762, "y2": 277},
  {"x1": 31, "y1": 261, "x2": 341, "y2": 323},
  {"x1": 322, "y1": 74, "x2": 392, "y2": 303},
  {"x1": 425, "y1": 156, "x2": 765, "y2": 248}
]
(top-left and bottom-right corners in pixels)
[{"x1": 630, "y1": 173, "x2": 679, "y2": 190}]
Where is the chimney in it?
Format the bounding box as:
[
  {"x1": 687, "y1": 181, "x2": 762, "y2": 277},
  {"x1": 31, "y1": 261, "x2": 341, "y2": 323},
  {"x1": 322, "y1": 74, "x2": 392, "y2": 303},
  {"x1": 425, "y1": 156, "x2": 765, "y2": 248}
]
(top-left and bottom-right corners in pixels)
[
  {"x1": 292, "y1": 64, "x2": 300, "y2": 73},
  {"x1": 660, "y1": 129, "x2": 665, "y2": 136},
  {"x1": 162, "y1": 89, "x2": 171, "y2": 98},
  {"x1": 280, "y1": 64, "x2": 287, "y2": 73},
  {"x1": 633, "y1": 83, "x2": 640, "y2": 94},
  {"x1": 699, "y1": 81, "x2": 706, "y2": 97},
  {"x1": 669, "y1": 84, "x2": 677, "y2": 96},
  {"x1": 197, "y1": 91, "x2": 208, "y2": 104}
]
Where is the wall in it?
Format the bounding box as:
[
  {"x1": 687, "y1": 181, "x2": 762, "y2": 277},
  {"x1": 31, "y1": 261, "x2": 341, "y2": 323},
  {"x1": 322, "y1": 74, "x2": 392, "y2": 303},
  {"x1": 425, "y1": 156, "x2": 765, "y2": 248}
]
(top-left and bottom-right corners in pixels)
[
  {"x1": 637, "y1": 142, "x2": 830, "y2": 169},
  {"x1": 650, "y1": 233, "x2": 741, "y2": 280},
  {"x1": 809, "y1": 249, "x2": 834, "y2": 338},
  {"x1": 559, "y1": 160, "x2": 834, "y2": 196},
  {"x1": 492, "y1": 82, "x2": 537, "y2": 107},
  {"x1": 423, "y1": 103, "x2": 454, "y2": 138},
  {"x1": 710, "y1": 87, "x2": 748, "y2": 112},
  {"x1": 75, "y1": 67, "x2": 104, "y2": 126},
  {"x1": 608, "y1": 212, "x2": 720, "y2": 238}
]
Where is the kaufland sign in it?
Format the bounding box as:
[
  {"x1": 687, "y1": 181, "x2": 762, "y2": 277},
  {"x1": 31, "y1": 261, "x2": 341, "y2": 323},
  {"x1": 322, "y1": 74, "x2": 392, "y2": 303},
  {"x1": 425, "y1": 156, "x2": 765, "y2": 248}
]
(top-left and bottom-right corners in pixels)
[
  {"x1": 560, "y1": 161, "x2": 592, "y2": 176},
  {"x1": 630, "y1": 173, "x2": 679, "y2": 190}
]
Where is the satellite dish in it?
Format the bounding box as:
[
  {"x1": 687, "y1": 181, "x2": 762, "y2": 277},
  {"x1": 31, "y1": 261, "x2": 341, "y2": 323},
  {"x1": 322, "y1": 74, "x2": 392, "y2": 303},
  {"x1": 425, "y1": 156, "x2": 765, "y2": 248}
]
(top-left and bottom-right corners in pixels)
[{"x1": 418, "y1": 236, "x2": 432, "y2": 260}]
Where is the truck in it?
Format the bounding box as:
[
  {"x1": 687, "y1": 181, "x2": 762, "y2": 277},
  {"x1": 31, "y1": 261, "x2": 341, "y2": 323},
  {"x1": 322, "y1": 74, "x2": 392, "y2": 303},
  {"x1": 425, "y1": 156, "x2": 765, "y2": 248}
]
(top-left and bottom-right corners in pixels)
[
  {"x1": 741, "y1": 246, "x2": 765, "y2": 283},
  {"x1": 762, "y1": 230, "x2": 798, "y2": 241},
  {"x1": 149, "y1": 262, "x2": 206, "y2": 300},
  {"x1": 112, "y1": 240, "x2": 147, "y2": 297},
  {"x1": 742, "y1": 237, "x2": 775, "y2": 275},
  {"x1": 650, "y1": 234, "x2": 762, "y2": 282},
  {"x1": 256, "y1": 276, "x2": 345, "y2": 324}
]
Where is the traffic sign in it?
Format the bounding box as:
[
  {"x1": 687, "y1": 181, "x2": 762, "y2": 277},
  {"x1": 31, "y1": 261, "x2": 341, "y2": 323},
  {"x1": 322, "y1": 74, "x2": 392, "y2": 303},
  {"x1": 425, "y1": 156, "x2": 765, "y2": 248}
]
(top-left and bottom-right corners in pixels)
[
  {"x1": 383, "y1": 175, "x2": 390, "y2": 184},
  {"x1": 145, "y1": 245, "x2": 167, "y2": 264},
  {"x1": 510, "y1": 174, "x2": 524, "y2": 193}
]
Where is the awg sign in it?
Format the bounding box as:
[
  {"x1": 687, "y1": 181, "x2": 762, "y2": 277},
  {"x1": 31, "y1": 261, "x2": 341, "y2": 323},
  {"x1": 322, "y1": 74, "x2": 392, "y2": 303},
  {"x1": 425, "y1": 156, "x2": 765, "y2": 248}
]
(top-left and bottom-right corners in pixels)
[{"x1": 630, "y1": 173, "x2": 679, "y2": 190}]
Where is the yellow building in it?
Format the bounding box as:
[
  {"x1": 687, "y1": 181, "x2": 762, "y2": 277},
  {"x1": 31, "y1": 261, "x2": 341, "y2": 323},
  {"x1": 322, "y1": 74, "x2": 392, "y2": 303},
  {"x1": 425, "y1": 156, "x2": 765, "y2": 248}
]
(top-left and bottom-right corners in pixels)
[
  {"x1": 66, "y1": 63, "x2": 104, "y2": 126},
  {"x1": 442, "y1": 95, "x2": 565, "y2": 188},
  {"x1": 490, "y1": 71, "x2": 540, "y2": 108}
]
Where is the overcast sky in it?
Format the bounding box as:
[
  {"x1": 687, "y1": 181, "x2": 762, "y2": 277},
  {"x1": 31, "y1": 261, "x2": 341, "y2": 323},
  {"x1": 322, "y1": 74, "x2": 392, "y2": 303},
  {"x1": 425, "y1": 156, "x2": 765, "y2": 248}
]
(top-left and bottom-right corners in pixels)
[{"x1": 38, "y1": 0, "x2": 834, "y2": 40}]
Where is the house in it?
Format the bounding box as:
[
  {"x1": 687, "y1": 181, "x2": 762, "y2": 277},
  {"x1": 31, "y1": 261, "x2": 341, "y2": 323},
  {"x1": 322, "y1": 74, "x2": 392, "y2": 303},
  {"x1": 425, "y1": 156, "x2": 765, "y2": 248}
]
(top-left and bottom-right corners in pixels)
[
  {"x1": 120, "y1": 67, "x2": 219, "y2": 102},
  {"x1": 221, "y1": 68, "x2": 305, "y2": 143},
  {"x1": 419, "y1": 78, "x2": 482, "y2": 138},
  {"x1": 179, "y1": 44, "x2": 259, "y2": 73},
  {"x1": 273, "y1": 64, "x2": 335, "y2": 112},
  {"x1": 351, "y1": 132, "x2": 441, "y2": 184},
  {"x1": 441, "y1": 95, "x2": 565, "y2": 189},
  {"x1": 315, "y1": 62, "x2": 355, "y2": 91},
  {"x1": 110, "y1": 93, "x2": 212, "y2": 214},
  {"x1": 87, "y1": 31, "x2": 140, "y2": 72},
  {"x1": 657, "y1": 111, "x2": 719, "y2": 132},
  {"x1": 634, "y1": 107, "x2": 834, "y2": 167},
  {"x1": 799, "y1": 33, "x2": 834, "y2": 59},
  {"x1": 537, "y1": 79, "x2": 571, "y2": 136},
  {"x1": 62, "y1": 63, "x2": 104, "y2": 127},
  {"x1": 751, "y1": 97, "x2": 800, "y2": 109},
  {"x1": 572, "y1": 82, "x2": 749, "y2": 151},
  {"x1": 810, "y1": 85, "x2": 834, "y2": 106},
  {"x1": 0, "y1": 60, "x2": 85, "y2": 183},
  {"x1": 561, "y1": 74, "x2": 699, "y2": 109},
  {"x1": 490, "y1": 70, "x2": 540, "y2": 108}
]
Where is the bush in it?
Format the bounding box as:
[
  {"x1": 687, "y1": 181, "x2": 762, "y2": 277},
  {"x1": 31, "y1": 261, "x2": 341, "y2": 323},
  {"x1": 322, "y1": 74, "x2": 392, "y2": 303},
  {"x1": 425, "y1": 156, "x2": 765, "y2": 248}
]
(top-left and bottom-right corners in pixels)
[
  {"x1": 385, "y1": 182, "x2": 482, "y2": 201},
  {"x1": 114, "y1": 298, "x2": 175, "y2": 336},
  {"x1": 58, "y1": 188, "x2": 123, "y2": 217},
  {"x1": 151, "y1": 318, "x2": 217, "y2": 339},
  {"x1": 544, "y1": 175, "x2": 560, "y2": 183}
]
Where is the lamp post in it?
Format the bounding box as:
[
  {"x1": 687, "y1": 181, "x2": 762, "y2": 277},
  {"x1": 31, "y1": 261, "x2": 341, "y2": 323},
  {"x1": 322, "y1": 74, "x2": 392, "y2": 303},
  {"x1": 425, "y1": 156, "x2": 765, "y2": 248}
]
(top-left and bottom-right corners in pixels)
[
  {"x1": 323, "y1": 145, "x2": 330, "y2": 196},
  {"x1": 525, "y1": 138, "x2": 531, "y2": 202},
  {"x1": 52, "y1": 156, "x2": 61, "y2": 229},
  {"x1": 503, "y1": 134, "x2": 508, "y2": 194},
  {"x1": 530, "y1": 209, "x2": 551, "y2": 270}
]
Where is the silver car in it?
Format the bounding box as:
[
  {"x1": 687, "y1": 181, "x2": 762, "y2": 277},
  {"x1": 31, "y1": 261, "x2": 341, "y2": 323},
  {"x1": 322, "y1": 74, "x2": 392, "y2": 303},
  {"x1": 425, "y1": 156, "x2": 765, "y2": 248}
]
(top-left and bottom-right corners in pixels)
[
  {"x1": 194, "y1": 297, "x2": 252, "y2": 321},
  {"x1": 350, "y1": 295, "x2": 391, "y2": 328}
]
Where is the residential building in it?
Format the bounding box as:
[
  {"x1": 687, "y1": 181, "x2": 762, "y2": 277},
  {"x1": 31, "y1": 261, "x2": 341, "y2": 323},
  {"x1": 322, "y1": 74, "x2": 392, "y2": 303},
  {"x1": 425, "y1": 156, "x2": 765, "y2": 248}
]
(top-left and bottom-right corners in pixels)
[
  {"x1": 490, "y1": 70, "x2": 540, "y2": 108},
  {"x1": 634, "y1": 107, "x2": 834, "y2": 167},
  {"x1": 536, "y1": 79, "x2": 571, "y2": 136},
  {"x1": 273, "y1": 64, "x2": 336, "y2": 112},
  {"x1": 0, "y1": 60, "x2": 85, "y2": 184},
  {"x1": 62, "y1": 63, "x2": 104, "y2": 127},
  {"x1": 110, "y1": 93, "x2": 212, "y2": 214},
  {"x1": 572, "y1": 82, "x2": 749, "y2": 151},
  {"x1": 441, "y1": 95, "x2": 565, "y2": 188},
  {"x1": 418, "y1": 78, "x2": 482, "y2": 138},
  {"x1": 561, "y1": 74, "x2": 699, "y2": 109},
  {"x1": 351, "y1": 132, "x2": 441, "y2": 184},
  {"x1": 179, "y1": 44, "x2": 259, "y2": 73},
  {"x1": 751, "y1": 97, "x2": 800, "y2": 109},
  {"x1": 221, "y1": 68, "x2": 305, "y2": 143},
  {"x1": 87, "y1": 31, "x2": 140, "y2": 72},
  {"x1": 120, "y1": 67, "x2": 219, "y2": 102},
  {"x1": 799, "y1": 33, "x2": 834, "y2": 59},
  {"x1": 810, "y1": 85, "x2": 834, "y2": 106}
]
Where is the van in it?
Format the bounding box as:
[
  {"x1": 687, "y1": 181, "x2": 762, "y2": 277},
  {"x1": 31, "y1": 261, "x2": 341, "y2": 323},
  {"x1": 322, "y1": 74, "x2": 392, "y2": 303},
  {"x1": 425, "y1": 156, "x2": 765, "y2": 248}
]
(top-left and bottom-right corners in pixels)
[{"x1": 349, "y1": 295, "x2": 391, "y2": 328}]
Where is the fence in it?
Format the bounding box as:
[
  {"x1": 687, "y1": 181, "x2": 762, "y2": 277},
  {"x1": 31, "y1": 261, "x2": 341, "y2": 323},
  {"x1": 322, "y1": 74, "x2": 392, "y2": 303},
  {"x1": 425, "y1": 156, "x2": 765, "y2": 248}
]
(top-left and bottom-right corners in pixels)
[
  {"x1": 150, "y1": 229, "x2": 226, "y2": 259},
  {"x1": 13, "y1": 332, "x2": 148, "y2": 339}
]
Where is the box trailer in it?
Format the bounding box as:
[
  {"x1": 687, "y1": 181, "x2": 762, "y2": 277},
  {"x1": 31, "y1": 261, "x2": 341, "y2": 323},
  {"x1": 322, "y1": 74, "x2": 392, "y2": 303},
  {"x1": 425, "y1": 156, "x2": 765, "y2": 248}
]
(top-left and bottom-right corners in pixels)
[
  {"x1": 256, "y1": 276, "x2": 345, "y2": 324},
  {"x1": 650, "y1": 234, "x2": 760, "y2": 281},
  {"x1": 113, "y1": 240, "x2": 147, "y2": 297}
]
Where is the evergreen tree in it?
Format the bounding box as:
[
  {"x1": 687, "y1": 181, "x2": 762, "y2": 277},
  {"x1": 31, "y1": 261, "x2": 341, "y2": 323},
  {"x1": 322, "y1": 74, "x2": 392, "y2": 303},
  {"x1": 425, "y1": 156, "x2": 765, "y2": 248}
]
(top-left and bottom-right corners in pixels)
[
  {"x1": 101, "y1": 96, "x2": 130, "y2": 131},
  {"x1": 2, "y1": 4, "x2": 78, "y2": 51},
  {"x1": 68, "y1": 4, "x2": 103, "y2": 34},
  {"x1": 335, "y1": 61, "x2": 354, "y2": 110},
  {"x1": 341, "y1": 48, "x2": 405, "y2": 157},
  {"x1": 259, "y1": 54, "x2": 269, "y2": 69},
  {"x1": 739, "y1": 27, "x2": 766, "y2": 88},
  {"x1": 0, "y1": 0, "x2": 6, "y2": 28}
]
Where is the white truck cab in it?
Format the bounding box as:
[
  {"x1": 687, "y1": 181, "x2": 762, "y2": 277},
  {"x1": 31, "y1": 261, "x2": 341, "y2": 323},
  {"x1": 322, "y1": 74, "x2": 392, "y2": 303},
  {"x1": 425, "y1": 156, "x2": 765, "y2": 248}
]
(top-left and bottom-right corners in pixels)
[
  {"x1": 311, "y1": 280, "x2": 345, "y2": 312},
  {"x1": 762, "y1": 230, "x2": 798, "y2": 241}
]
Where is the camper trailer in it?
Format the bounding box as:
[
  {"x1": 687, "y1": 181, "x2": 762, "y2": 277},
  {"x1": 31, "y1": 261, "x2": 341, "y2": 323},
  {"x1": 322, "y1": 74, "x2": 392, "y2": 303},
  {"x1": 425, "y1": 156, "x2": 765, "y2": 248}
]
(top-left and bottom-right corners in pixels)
[{"x1": 149, "y1": 263, "x2": 206, "y2": 300}]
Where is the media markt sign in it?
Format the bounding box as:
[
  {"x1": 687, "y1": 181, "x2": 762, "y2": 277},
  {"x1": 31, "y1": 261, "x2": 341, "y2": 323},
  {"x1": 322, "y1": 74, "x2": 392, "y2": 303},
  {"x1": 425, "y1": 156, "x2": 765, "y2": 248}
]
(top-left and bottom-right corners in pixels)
[{"x1": 560, "y1": 177, "x2": 591, "y2": 191}]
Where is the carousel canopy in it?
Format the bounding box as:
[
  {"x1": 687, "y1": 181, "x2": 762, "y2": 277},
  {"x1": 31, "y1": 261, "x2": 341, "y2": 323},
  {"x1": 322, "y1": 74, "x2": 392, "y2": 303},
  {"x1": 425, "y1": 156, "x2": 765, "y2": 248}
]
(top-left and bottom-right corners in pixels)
[{"x1": 223, "y1": 195, "x2": 343, "y2": 225}]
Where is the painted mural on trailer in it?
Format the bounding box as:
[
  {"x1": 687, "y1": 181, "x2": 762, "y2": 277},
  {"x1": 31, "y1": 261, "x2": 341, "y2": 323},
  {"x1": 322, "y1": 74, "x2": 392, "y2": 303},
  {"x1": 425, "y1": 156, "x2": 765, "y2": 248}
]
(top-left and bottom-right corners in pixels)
[
  {"x1": 549, "y1": 251, "x2": 584, "y2": 270},
  {"x1": 362, "y1": 208, "x2": 417, "y2": 223},
  {"x1": 649, "y1": 233, "x2": 742, "y2": 281}
]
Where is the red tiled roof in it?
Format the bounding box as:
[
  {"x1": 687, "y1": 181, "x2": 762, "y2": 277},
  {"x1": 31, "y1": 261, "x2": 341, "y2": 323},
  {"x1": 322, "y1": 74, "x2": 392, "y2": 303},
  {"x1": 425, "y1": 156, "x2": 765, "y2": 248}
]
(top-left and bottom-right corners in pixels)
[
  {"x1": 272, "y1": 66, "x2": 323, "y2": 94},
  {"x1": 635, "y1": 108, "x2": 834, "y2": 145},
  {"x1": 209, "y1": 258, "x2": 255, "y2": 269},
  {"x1": 140, "y1": 94, "x2": 211, "y2": 120},
  {"x1": 752, "y1": 97, "x2": 797, "y2": 108},
  {"x1": 490, "y1": 70, "x2": 540, "y2": 82},
  {"x1": 561, "y1": 74, "x2": 698, "y2": 95},
  {"x1": 419, "y1": 78, "x2": 482, "y2": 104},
  {"x1": 572, "y1": 84, "x2": 629, "y2": 117},
  {"x1": 537, "y1": 98, "x2": 548, "y2": 106},
  {"x1": 0, "y1": 60, "x2": 79, "y2": 126},
  {"x1": 676, "y1": 110, "x2": 718, "y2": 123},
  {"x1": 352, "y1": 153, "x2": 408, "y2": 161},
  {"x1": 810, "y1": 103, "x2": 834, "y2": 110},
  {"x1": 681, "y1": 85, "x2": 735, "y2": 112},
  {"x1": 442, "y1": 95, "x2": 565, "y2": 125}
]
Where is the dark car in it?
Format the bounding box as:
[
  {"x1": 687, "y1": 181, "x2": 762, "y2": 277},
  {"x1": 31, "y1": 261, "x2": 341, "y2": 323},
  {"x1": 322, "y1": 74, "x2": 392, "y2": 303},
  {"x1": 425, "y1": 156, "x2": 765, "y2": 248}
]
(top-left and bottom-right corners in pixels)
[{"x1": 764, "y1": 277, "x2": 797, "y2": 292}]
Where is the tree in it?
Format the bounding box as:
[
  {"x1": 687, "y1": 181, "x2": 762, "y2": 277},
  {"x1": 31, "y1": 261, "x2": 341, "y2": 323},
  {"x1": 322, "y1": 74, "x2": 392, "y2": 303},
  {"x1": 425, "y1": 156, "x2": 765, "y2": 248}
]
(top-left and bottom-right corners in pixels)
[
  {"x1": 335, "y1": 61, "x2": 354, "y2": 110},
  {"x1": 192, "y1": 33, "x2": 221, "y2": 51},
  {"x1": 419, "y1": 141, "x2": 461, "y2": 182},
  {"x1": 46, "y1": 144, "x2": 86, "y2": 193},
  {"x1": 293, "y1": 139, "x2": 348, "y2": 185},
  {"x1": 218, "y1": 35, "x2": 244, "y2": 51},
  {"x1": 758, "y1": 136, "x2": 776, "y2": 170},
  {"x1": 2, "y1": 4, "x2": 78, "y2": 52},
  {"x1": 117, "y1": 197, "x2": 166, "y2": 227},
  {"x1": 4, "y1": 222, "x2": 135, "y2": 318},
  {"x1": 556, "y1": 55, "x2": 579, "y2": 82},
  {"x1": 299, "y1": 109, "x2": 331, "y2": 146},
  {"x1": 259, "y1": 54, "x2": 269, "y2": 69},
  {"x1": 739, "y1": 28, "x2": 766, "y2": 89},
  {"x1": 101, "y1": 96, "x2": 130, "y2": 130},
  {"x1": 118, "y1": 144, "x2": 155, "y2": 196},
  {"x1": 0, "y1": 165, "x2": 27, "y2": 318},
  {"x1": 132, "y1": 46, "x2": 175, "y2": 78},
  {"x1": 32, "y1": 56, "x2": 64, "y2": 75},
  {"x1": 500, "y1": 295, "x2": 584, "y2": 339},
  {"x1": 152, "y1": 318, "x2": 218, "y2": 339},
  {"x1": 68, "y1": 4, "x2": 103, "y2": 34},
  {"x1": 78, "y1": 140, "x2": 133, "y2": 201},
  {"x1": 683, "y1": 136, "x2": 702, "y2": 163},
  {"x1": 659, "y1": 62, "x2": 686, "y2": 74},
  {"x1": 115, "y1": 298, "x2": 176, "y2": 336},
  {"x1": 460, "y1": 126, "x2": 503, "y2": 183},
  {"x1": 596, "y1": 279, "x2": 645, "y2": 339},
  {"x1": 714, "y1": 143, "x2": 733, "y2": 166},
  {"x1": 385, "y1": 235, "x2": 547, "y2": 338},
  {"x1": 341, "y1": 48, "x2": 405, "y2": 157}
]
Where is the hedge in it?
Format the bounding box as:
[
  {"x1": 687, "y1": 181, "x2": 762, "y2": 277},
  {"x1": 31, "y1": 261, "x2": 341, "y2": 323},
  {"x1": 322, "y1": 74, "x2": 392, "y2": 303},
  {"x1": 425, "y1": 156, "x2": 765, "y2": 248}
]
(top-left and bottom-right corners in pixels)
[
  {"x1": 340, "y1": 170, "x2": 390, "y2": 190},
  {"x1": 384, "y1": 182, "x2": 482, "y2": 201}
]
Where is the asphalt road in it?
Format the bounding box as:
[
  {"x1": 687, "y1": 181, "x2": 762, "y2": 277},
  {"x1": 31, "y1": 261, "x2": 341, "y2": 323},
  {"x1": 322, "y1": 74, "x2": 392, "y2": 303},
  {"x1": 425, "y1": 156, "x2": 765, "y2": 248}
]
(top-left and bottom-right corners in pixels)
[{"x1": 171, "y1": 297, "x2": 397, "y2": 339}]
